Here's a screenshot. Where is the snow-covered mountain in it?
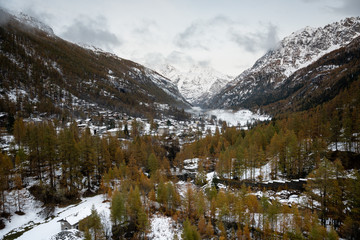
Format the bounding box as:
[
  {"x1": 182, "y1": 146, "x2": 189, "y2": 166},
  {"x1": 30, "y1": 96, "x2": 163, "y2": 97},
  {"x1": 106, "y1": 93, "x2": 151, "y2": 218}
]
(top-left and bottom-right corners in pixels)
[
  {"x1": 156, "y1": 64, "x2": 233, "y2": 104},
  {"x1": 204, "y1": 17, "x2": 360, "y2": 109}
]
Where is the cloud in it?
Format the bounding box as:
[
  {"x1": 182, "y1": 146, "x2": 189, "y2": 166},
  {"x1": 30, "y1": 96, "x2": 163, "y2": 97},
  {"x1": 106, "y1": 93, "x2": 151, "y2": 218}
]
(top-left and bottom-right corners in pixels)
[
  {"x1": 198, "y1": 60, "x2": 210, "y2": 67},
  {"x1": 144, "y1": 51, "x2": 195, "y2": 68},
  {"x1": 143, "y1": 52, "x2": 167, "y2": 67},
  {"x1": 143, "y1": 50, "x2": 211, "y2": 72},
  {"x1": 133, "y1": 19, "x2": 158, "y2": 35},
  {"x1": 131, "y1": 19, "x2": 161, "y2": 44},
  {"x1": 335, "y1": 0, "x2": 360, "y2": 15},
  {"x1": 175, "y1": 21, "x2": 208, "y2": 50},
  {"x1": 23, "y1": 7, "x2": 54, "y2": 24},
  {"x1": 174, "y1": 15, "x2": 235, "y2": 50},
  {"x1": 0, "y1": 8, "x2": 11, "y2": 25},
  {"x1": 166, "y1": 51, "x2": 196, "y2": 66},
  {"x1": 175, "y1": 15, "x2": 279, "y2": 54},
  {"x1": 230, "y1": 23, "x2": 279, "y2": 52},
  {"x1": 0, "y1": 1, "x2": 54, "y2": 26},
  {"x1": 301, "y1": 0, "x2": 320, "y2": 2},
  {"x1": 61, "y1": 15, "x2": 121, "y2": 51}
]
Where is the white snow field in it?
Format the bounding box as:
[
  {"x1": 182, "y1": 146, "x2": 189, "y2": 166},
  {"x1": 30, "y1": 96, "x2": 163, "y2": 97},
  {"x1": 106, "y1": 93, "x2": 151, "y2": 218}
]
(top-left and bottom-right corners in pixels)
[
  {"x1": 147, "y1": 214, "x2": 182, "y2": 240},
  {"x1": 189, "y1": 107, "x2": 270, "y2": 127},
  {"x1": 1, "y1": 194, "x2": 110, "y2": 240}
]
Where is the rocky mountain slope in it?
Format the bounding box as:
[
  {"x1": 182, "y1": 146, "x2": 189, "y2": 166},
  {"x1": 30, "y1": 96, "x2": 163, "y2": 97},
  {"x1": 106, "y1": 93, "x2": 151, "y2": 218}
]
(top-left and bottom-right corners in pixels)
[
  {"x1": 204, "y1": 17, "x2": 360, "y2": 111},
  {"x1": 0, "y1": 9, "x2": 189, "y2": 120},
  {"x1": 262, "y1": 35, "x2": 360, "y2": 115},
  {"x1": 157, "y1": 64, "x2": 233, "y2": 104}
]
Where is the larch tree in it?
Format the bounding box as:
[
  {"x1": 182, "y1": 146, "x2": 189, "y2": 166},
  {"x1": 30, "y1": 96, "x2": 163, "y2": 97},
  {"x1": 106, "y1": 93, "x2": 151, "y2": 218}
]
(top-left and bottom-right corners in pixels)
[
  {"x1": 127, "y1": 186, "x2": 148, "y2": 237},
  {"x1": 80, "y1": 127, "x2": 96, "y2": 191},
  {"x1": 111, "y1": 190, "x2": 127, "y2": 227},
  {"x1": 13, "y1": 117, "x2": 25, "y2": 147},
  {"x1": 59, "y1": 125, "x2": 80, "y2": 193},
  {"x1": 79, "y1": 205, "x2": 105, "y2": 240},
  {"x1": 14, "y1": 173, "x2": 24, "y2": 213},
  {"x1": 43, "y1": 122, "x2": 57, "y2": 189},
  {"x1": 184, "y1": 184, "x2": 196, "y2": 220},
  {"x1": 182, "y1": 218, "x2": 201, "y2": 240},
  {"x1": 0, "y1": 152, "x2": 12, "y2": 213},
  {"x1": 305, "y1": 158, "x2": 343, "y2": 227}
]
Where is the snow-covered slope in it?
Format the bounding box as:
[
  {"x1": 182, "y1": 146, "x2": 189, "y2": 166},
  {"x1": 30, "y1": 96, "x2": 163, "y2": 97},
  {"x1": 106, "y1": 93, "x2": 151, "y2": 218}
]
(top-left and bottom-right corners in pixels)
[
  {"x1": 0, "y1": 9, "x2": 55, "y2": 36},
  {"x1": 143, "y1": 67, "x2": 188, "y2": 104},
  {"x1": 205, "y1": 17, "x2": 360, "y2": 109},
  {"x1": 157, "y1": 64, "x2": 233, "y2": 104},
  {"x1": 15, "y1": 12, "x2": 55, "y2": 36}
]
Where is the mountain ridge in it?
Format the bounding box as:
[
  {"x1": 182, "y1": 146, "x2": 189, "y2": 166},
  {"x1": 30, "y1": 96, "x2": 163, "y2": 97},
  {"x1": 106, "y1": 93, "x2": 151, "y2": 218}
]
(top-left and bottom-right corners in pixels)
[
  {"x1": 0, "y1": 9, "x2": 190, "y2": 121},
  {"x1": 155, "y1": 64, "x2": 233, "y2": 104},
  {"x1": 262, "y1": 35, "x2": 360, "y2": 115},
  {"x1": 203, "y1": 17, "x2": 360, "y2": 111}
]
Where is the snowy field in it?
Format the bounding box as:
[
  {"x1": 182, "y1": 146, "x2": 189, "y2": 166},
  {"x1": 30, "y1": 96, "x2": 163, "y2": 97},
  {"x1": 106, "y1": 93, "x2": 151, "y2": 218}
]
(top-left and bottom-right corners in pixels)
[
  {"x1": 188, "y1": 107, "x2": 270, "y2": 127},
  {"x1": 328, "y1": 142, "x2": 360, "y2": 153},
  {"x1": 147, "y1": 214, "x2": 182, "y2": 240},
  {"x1": 1, "y1": 192, "x2": 184, "y2": 240},
  {"x1": 1, "y1": 194, "x2": 110, "y2": 240},
  {"x1": 240, "y1": 160, "x2": 273, "y2": 181}
]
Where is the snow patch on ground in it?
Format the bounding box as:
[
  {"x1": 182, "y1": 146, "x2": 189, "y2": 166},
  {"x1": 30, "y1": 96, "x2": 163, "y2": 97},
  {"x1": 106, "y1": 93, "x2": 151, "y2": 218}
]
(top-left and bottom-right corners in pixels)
[
  {"x1": 241, "y1": 161, "x2": 273, "y2": 181},
  {"x1": 0, "y1": 188, "x2": 43, "y2": 238},
  {"x1": 207, "y1": 109, "x2": 269, "y2": 127},
  {"x1": 1, "y1": 194, "x2": 110, "y2": 240},
  {"x1": 328, "y1": 142, "x2": 359, "y2": 153},
  {"x1": 183, "y1": 158, "x2": 199, "y2": 171},
  {"x1": 0, "y1": 134, "x2": 15, "y2": 151},
  {"x1": 147, "y1": 214, "x2": 181, "y2": 240},
  {"x1": 189, "y1": 107, "x2": 270, "y2": 128},
  {"x1": 49, "y1": 229, "x2": 83, "y2": 240}
]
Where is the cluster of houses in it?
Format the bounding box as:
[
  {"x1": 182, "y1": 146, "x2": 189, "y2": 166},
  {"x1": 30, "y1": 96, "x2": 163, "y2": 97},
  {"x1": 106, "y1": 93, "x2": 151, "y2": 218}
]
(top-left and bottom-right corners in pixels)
[{"x1": 0, "y1": 106, "x2": 224, "y2": 152}]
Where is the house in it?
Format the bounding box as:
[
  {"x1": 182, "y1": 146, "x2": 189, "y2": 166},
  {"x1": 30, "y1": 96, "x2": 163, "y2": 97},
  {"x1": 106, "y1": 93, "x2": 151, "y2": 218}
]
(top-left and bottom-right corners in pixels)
[
  {"x1": 157, "y1": 126, "x2": 169, "y2": 135},
  {"x1": 58, "y1": 219, "x2": 78, "y2": 231},
  {"x1": 58, "y1": 211, "x2": 90, "y2": 231}
]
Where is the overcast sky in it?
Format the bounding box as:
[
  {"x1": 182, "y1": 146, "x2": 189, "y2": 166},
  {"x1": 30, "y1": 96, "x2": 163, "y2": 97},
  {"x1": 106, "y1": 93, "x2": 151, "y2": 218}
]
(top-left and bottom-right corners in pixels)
[{"x1": 1, "y1": 0, "x2": 359, "y2": 75}]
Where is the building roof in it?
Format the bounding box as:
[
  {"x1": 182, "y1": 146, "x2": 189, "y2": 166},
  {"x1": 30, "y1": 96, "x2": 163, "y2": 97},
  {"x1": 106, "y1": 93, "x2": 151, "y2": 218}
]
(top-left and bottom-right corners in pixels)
[{"x1": 63, "y1": 208, "x2": 92, "y2": 226}]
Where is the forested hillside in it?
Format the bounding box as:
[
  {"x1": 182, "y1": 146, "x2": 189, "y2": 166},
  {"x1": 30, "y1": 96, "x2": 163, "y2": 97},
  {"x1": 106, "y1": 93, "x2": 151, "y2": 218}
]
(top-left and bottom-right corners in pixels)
[
  {"x1": 0, "y1": 9, "x2": 189, "y2": 124},
  {"x1": 174, "y1": 75, "x2": 360, "y2": 238},
  {"x1": 261, "y1": 36, "x2": 360, "y2": 115}
]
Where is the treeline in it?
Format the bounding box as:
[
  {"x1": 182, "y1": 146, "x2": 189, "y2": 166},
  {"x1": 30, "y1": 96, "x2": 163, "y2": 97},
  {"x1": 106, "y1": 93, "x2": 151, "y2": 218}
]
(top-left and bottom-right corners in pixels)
[
  {"x1": 102, "y1": 173, "x2": 348, "y2": 239},
  {"x1": 0, "y1": 118, "x2": 176, "y2": 208}
]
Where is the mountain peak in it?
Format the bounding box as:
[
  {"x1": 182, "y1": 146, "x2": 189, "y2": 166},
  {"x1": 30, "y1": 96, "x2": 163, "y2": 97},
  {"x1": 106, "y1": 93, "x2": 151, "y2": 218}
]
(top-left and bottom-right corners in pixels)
[
  {"x1": 204, "y1": 17, "x2": 360, "y2": 110},
  {"x1": 16, "y1": 12, "x2": 54, "y2": 35},
  {"x1": 0, "y1": 8, "x2": 55, "y2": 36},
  {"x1": 156, "y1": 64, "x2": 233, "y2": 104}
]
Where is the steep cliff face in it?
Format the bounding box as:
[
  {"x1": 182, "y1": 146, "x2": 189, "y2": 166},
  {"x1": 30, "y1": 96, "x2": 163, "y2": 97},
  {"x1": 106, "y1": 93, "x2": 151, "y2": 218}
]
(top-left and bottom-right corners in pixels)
[{"x1": 205, "y1": 17, "x2": 360, "y2": 110}]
